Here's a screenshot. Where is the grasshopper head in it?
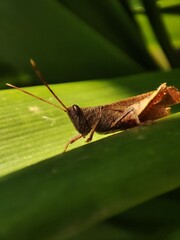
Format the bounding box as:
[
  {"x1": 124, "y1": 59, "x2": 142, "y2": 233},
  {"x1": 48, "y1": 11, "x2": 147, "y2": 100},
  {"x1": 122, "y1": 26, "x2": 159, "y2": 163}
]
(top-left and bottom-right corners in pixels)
[{"x1": 67, "y1": 105, "x2": 91, "y2": 136}]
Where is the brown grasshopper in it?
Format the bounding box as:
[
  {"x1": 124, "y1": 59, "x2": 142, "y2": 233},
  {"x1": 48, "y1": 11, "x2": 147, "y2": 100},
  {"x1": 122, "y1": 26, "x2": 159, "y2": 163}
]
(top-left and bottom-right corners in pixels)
[{"x1": 7, "y1": 60, "x2": 180, "y2": 152}]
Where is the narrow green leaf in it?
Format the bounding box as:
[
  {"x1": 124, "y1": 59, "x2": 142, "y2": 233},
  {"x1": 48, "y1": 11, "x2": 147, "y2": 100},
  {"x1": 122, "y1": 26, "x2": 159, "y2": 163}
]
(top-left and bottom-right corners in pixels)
[
  {"x1": 142, "y1": 0, "x2": 180, "y2": 67},
  {"x1": 1, "y1": 68, "x2": 180, "y2": 176}
]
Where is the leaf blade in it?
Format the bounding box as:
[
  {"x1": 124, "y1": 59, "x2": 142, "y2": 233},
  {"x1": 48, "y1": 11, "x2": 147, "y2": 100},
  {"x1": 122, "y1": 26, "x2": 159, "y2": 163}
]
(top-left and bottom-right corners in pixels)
[{"x1": 0, "y1": 113, "x2": 180, "y2": 239}]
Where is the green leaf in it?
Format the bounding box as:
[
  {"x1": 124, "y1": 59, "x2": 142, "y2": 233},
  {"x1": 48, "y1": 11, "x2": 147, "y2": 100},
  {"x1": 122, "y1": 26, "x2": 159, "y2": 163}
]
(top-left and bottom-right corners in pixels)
[
  {"x1": 0, "y1": 69, "x2": 180, "y2": 239},
  {"x1": 60, "y1": 0, "x2": 158, "y2": 70},
  {"x1": 1, "y1": 68, "x2": 180, "y2": 176},
  {"x1": 142, "y1": 0, "x2": 180, "y2": 67},
  {"x1": 0, "y1": 109, "x2": 180, "y2": 240},
  {"x1": 70, "y1": 189, "x2": 180, "y2": 240},
  {"x1": 0, "y1": 0, "x2": 143, "y2": 83}
]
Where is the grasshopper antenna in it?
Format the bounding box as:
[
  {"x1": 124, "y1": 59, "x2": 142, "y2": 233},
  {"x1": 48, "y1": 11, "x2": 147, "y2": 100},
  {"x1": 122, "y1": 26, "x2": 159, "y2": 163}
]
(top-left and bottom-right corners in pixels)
[
  {"x1": 6, "y1": 83, "x2": 66, "y2": 111},
  {"x1": 30, "y1": 59, "x2": 68, "y2": 111},
  {"x1": 6, "y1": 60, "x2": 68, "y2": 112}
]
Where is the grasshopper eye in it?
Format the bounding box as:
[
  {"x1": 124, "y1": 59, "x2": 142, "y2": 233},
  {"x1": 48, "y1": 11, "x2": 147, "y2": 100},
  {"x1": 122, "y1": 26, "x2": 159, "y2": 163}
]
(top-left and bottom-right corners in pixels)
[{"x1": 72, "y1": 105, "x2": 81, "y2": 115}]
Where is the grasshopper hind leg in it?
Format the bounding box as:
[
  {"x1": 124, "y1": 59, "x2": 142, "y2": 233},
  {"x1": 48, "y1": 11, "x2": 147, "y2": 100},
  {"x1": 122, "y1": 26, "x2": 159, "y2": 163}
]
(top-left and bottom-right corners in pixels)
[{"x1": 111, "y1": 107, "x2": 141, "y2": 129}]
